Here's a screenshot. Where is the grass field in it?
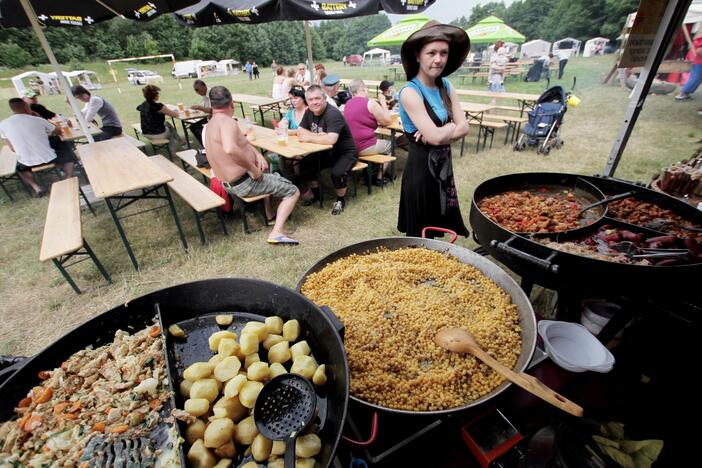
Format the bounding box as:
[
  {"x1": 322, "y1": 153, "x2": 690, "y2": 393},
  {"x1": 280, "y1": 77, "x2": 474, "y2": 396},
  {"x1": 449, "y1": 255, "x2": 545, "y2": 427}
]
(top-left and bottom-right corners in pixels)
[{"x1": 1, "y1": 56, "x2": 700, "y2": 356}]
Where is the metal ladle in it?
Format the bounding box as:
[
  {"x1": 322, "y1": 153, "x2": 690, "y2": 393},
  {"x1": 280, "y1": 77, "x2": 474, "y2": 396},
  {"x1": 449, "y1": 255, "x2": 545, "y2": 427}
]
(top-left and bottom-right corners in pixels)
[
  {"x1": 577, "y1": 191, "x2": 636, "y2": 217},
  {"x1": 434, "y1": 327, "x2": 584, "y2": 417}
]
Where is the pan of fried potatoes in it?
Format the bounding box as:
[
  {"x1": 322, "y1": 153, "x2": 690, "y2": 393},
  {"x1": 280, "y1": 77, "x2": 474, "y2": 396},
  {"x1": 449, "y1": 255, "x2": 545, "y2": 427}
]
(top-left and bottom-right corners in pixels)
[{"x1": 145, "y1": 278, "x2": 350, "y2": 468}]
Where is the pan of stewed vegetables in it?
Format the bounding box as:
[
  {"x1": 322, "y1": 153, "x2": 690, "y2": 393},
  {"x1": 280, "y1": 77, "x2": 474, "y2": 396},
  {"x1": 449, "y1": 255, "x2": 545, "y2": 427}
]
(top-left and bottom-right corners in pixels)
[
  {"x1": 296, "y1": 235, "x2": 537, "y2": 417},
  {"x1": 0, "y1": 278, "x2": 349, "y2": 468}
]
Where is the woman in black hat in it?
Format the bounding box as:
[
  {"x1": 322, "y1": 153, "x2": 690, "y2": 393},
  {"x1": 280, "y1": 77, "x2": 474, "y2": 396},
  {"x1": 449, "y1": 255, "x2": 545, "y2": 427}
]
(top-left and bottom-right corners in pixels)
[{"x1": 397, "y1": 21, "x2": 470, "y2": 238}]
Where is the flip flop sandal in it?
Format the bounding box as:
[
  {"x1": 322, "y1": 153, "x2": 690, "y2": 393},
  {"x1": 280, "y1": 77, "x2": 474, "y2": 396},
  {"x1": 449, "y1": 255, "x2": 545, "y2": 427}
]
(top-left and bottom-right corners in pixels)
[
  {"x1": 265, "y1": 217, "x2": 277, "y2": 227},
  {"x1": 267, "y1": 235, "x2": 299, "y2": 245}
]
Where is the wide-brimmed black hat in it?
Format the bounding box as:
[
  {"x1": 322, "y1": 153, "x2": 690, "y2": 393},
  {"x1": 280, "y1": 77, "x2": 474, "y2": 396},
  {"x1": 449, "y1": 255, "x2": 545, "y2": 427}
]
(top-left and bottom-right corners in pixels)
[{"x1": 401, "y1": 20, "x2": 470, "y2": 81}]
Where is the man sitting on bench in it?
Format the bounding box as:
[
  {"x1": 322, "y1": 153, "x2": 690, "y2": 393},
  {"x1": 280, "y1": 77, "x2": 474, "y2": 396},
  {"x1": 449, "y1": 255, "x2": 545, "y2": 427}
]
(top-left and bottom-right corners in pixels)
[
  {"x1": 0, "y1": 98, "x2": 75, "y2": 197},
  {"x1": 204, "y1": 86, "x2": 300, "y2": 245}
]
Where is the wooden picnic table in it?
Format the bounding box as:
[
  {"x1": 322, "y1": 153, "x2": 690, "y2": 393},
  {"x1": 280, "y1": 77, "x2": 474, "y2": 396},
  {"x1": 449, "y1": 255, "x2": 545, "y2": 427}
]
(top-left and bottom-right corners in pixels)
[
  {"x1": 244, "y1": 123, "x2": 332, "y2": 160},
  {"x1": 340, "y1": 79, "x2": 381, "y2": 96},
  {"x1": 78, "y1": 138, "x2": 188, "y2": 270},
  {"x1": 231, "y1": 94, "x2": 289, "y2": 127},
  {"x1": 456, "y1": 88, "x2": 541, "y2": 114},
  {"x1": 165, "y1": 104, "x2": 209, "y2": 149},
  {"x1": 0, "y1": 145, "x2": 26, "y2": 201},
  {"x1": 59, "y1": 119, "x2": 102, "y2": 142}
]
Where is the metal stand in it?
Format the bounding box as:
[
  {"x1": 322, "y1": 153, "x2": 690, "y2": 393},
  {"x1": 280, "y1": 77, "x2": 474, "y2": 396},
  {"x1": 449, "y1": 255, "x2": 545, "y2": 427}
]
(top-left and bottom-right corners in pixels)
[{"x1": 51, "y1": 238, "x2": 111, "y2": 294}]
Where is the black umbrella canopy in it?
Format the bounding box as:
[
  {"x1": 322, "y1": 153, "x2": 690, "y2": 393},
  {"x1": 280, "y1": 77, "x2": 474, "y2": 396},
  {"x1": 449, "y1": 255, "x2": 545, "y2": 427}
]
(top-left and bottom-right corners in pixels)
[
  {"x1": 176, "y1": 0, "x2": 436, "y2": 25},
  {"x1": 0, "y1": 0, "x2": 199, "y2": 27}
]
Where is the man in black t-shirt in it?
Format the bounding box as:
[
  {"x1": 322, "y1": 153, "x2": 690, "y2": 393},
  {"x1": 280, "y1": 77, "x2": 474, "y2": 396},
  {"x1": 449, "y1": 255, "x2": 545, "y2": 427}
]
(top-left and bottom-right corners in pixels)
[{"x1": 298, "y1": 85, "x2": 358, "y2": 215}]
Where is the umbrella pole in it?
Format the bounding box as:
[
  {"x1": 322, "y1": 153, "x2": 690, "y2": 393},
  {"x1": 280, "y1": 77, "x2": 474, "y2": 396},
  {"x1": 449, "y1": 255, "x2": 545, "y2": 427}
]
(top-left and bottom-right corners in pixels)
[
  {"x1": 19, "y1": 0, "x2": 95, "y2": 144},
  {"x1": 304, "y1": 21, "x2": 316, "y2": 84}
]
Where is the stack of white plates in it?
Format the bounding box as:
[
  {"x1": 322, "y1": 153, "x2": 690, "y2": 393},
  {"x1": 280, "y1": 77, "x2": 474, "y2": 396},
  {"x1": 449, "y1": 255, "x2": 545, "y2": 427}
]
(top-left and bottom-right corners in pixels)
[{"x1": 537, "y1": 320, "x2": 615, "y2": 373}]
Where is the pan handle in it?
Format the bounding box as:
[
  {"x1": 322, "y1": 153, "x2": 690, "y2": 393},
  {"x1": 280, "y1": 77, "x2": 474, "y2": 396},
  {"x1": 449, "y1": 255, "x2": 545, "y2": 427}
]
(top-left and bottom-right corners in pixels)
[
  {"x1": 342, "y1": 412, "x2": 379, "y2": 448},
  {"x1": 422, "y1": 227, "x2": 459, "y2": 244},
  {"x1": 320, "y1": 306, "x2": 345, "y2": 339},
  {"x1": 490, "y1": 237, "x2": 560, "y2": 274}
]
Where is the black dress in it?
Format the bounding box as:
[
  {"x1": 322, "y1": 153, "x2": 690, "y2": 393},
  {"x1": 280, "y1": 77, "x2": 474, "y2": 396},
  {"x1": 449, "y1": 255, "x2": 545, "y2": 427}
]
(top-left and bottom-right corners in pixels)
[{"x1": 397, "y1": 94, "x2": 469, "y2": 239}]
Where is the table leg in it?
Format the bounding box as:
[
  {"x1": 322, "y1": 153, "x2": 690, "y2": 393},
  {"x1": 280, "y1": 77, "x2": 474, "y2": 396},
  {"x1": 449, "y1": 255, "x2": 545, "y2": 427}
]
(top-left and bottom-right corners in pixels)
[
  {"x1": 390, "y1": 129, "x2": 396, "y2": 156},
  {"x1": 83, "y1": 238, "x2": 112, "y2": 283},
  {"x1": 163, "y1": 185, "x2": 188, "y2": 251},
  {"x1": 105, "y1": 197, "x2": 139, "y2": 271},
  {"x1": 181, "y1": 120, "x2": 191, "y2": 149},
  {"x1": 52, "y1": 258, "x2": 81, "y2": 294},
  {"x1": 239, "y1": 102, "x2": 246, "y2": 118}
]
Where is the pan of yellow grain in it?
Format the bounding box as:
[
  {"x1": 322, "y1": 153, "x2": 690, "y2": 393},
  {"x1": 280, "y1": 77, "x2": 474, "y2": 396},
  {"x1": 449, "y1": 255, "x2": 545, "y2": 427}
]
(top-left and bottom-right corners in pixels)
[{"x1": 296, "y1": 236, "x2": 536, "y2": 416}]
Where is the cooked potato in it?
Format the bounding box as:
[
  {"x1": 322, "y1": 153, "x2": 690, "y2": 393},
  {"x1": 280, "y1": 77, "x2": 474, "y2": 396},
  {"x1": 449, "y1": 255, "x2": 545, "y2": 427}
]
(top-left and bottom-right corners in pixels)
[
  {"x1": 269, "y1": 362, "x2": 287, "y2": 379},
  {"x1": 215, "y1": 439, "x2": 237, "y2": 459},
  {"x1": 190, "y1": 379, "x2": 219, "y2": 403},
  {"x1": 282, "y1": 319, "x2": 301, "y2": 342},
  {"x1": 247, "y1": 362, "x2": 270, "y2": 382},
  {"x1": 213, "y1": 460, "x2": 232, "y2": 468},
  {"x1": 239, "y1": 380, "x2": 264, "y2": 408},
  {"x1": 312, "y1": 364, "x2": 327, "y2": 386},
  {"x1": 223, "y1": 374, "x2": 248, "y2": 399},
  {"x1": 295, "y1": 433, "x2": 322, "y2": 458},
  {"x1": 213, "y1": 395, "x2": 248, "y2": 422},
  {"x1": 209, "y1": 331, "x2": 237, "y2": 352},
  {"x1": 234, "y1": 415, "x2": 259, "y2": 445},
  {"x1": 180, "y1": 379, "x2": 193, "y2": 398},
  {"x1": 214, "y1": 356, "x2": 242, "y2": 382},
  {"x1": 271, "y1": 440, "x2": 286, "y2": 456},
  {"x1": 263, "y1": 334, "x2": 285, "y2": 350},
  {"x1": 296, "y1": 459, "x2": 316, "y2": 468},
  {"x1": 208, "y1": 354, "x2": 225, "y2": 366},
  {"x1": 290, "y1": 341, "x2": 311, "y2": 360},
  {"x1": 186, "y1": 419, "x2": 206, "y2": 445},
  {"x1": 184, "y1": 398, "x2": 210, "y2": 417},
  {"x1": 251, "y1": 433, "x2": 273, "y2": 462},
  {"x1": 204, "y1": 417, "x2": 234, "y2": 448},
  {"x1": 187, "y1": 439, "x2": 217, "y2": 468},
  {"x1": 265, "y1": 316, "x2": 284, "y2": 334},
  {"x1": 267, "y1": 341, "x2": 291, "y2": 364},
  {"x1": 239, "y1": 333, "x2": 259, "y2": 355},
  {"x1": 218, "y1": 338, "x2": 240, "y2": 358},
  {"x1": 240, "y1": 463, "x2": 260, "y2": 468},
  {"x1": 243, "y1": 321, "x2": 269, "y2": 341},
  {"x1": 183, "y1": 362, "x2": 214, "y2": 381},
  {"x1": 216, "y1": 314, "x2": 233, "y2": 326},
  {"x1": 244, "y1": 353, "x2": 261, "y2": 370},
  {"x1": 290, "y1": 355, "x2": 317, "y2": 380},
  {"x1": 168, "y1": 324, "x2": 186, "y2": 338}
]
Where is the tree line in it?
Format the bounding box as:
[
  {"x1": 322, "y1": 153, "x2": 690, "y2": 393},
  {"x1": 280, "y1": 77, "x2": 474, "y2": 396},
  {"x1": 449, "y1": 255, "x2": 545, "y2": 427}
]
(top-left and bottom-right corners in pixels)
[
  {"x1": 0, "y1": 14, "x2": 390, "y2": 69},
  {"x1": 451, "y1": 0, "x2": 639, "y2": 44}
]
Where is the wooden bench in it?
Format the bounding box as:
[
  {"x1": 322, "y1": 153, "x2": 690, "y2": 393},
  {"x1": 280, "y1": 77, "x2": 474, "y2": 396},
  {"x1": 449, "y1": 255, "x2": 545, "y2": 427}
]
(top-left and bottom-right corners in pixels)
[
  {"x1": 31, "y1": 162, "x2": 96, "y2": 215},
  {"x1": 350, "y1": 161, "x2": 369, "y2": 196},
  {"x1": 461, "y1": 121, "x2": 508, "y2": 156},
  {"x1": 0, "y1": 146, "x2": 30, "y2": 201},
  {"x1": 117, "y1": 133, "x2": 147, "y2": 152},
  {"x1": 150, "y1": 155, "x2": 228, "y2": 244},
  {"x1": 359, "y1": 154, "x2": 397, "y2": 189},
  {"x1": 40, "y1": 177, "x2": 111, "y2": 294},
  {"x1": 493, "y1": 105, "x2": 523, "y2": 113},
  {"x1": 483, "y1": 114, "x2": 529, "y2": 144},
  {"x1": 175, "y1": 149, "x2": 270, "y2": 234},
  {"x1": 132, "y1": 123, "x2": 171, "y2": 157}
]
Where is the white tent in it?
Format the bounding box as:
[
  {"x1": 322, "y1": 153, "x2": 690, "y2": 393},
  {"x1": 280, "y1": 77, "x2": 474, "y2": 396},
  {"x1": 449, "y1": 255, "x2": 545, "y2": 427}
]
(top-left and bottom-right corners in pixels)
[
  {"x1": 197, "y1": 60, "x2": 224, "y2": 78},
  {"x1": 363, "y1": 48, "x2": 390, "y2": 65},
  {"x1": 62, "y1": 70, "x2": 101, "y2": 90},
  {"x1": 520, "y1": 39, "x2": 552, "y2": 58},
  {"x1": 11, "y1": 71, "x2": 53, "y2": 96},
  {"x1": 217, "y1": 59, "x2": 240, "y2": 75},
  {"x1": 583, "y1": 37, "x2": 609, "y2": 57},
  {"x1": 488, "y1": 42, "x2": 519, "y2": 57},
  {"x1": 553, "y1": 37, "x2": 582, "y2": 57}
]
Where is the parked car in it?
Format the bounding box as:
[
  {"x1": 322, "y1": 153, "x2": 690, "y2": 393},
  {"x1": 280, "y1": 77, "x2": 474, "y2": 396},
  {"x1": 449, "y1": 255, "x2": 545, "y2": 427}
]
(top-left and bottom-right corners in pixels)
[
  {"x1": 389, "y1": 54, "x2": 401, "y2": 65},
  {"x1": 346, "y1": 54, "x2": 363, "y2": 66},
  {"x1": 128, "y1": 70, "x2": 161, "y2": 85}
]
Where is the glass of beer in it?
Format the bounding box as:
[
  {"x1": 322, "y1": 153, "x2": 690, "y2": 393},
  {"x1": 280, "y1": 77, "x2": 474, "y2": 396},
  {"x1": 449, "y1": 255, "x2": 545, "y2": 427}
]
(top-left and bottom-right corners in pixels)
[
  {"x1": 177, "y1": 102, "x2": 184, "y2": 111},
  {"x1": 276, "y1": 126, "x2": 288, "y2": 145}
]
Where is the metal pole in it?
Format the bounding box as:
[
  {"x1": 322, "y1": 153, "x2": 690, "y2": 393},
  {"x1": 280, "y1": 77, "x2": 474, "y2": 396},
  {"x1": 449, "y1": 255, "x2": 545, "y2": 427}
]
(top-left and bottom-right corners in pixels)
[
  {"x1": 19, "y1": 0, "x2": 95, "y2": 144},
  {"x1": 604, "y1": 0, "x2": 692, "y2": 176},
  {"x1": 304, "y1": 21, "x2": 316, "y2": 84}
]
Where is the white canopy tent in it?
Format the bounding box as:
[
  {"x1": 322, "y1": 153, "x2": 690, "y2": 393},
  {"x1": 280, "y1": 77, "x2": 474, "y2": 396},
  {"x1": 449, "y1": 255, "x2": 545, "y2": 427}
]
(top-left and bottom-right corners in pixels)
[
  {"x1": 217, "y1": 59, "x2": 240, "y2": 75},
  {"x1": 48, "y1": 70, "x2": 101, "y2": 90},
  {"x1": 363, "y1": 48, "x2": 390, "y2": 65},
  {"x1": 520, "y1": 39, "x2": 552, "y2": 58},
  {"x1": 196, "y1": 60, "x2": 223, "y2": 78},
  {"x1": 488, "y1": 42, "x2": 519, "y2": 57},
  {"x1": 553, "y1": 37, "x2": 582, "y2": 57},
  {"x1": 11, "y1": 71, "x2": 53, "y2": 96},
  {"x1": 583, "y1": 37, "x2": 609, "y2": 57}
]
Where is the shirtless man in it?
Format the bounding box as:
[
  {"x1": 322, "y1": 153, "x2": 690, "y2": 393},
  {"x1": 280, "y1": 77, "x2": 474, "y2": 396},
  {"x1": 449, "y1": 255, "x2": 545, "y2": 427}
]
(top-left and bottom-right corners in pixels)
[{"x1": 204, "y1": 86, "x2": 300, "y2": 245}]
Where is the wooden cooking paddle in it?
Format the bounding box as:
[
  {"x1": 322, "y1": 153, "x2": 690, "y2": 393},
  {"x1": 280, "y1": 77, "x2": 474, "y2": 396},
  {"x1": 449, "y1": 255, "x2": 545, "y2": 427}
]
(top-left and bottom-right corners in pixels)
[{"x1": 434, "y1": 327, "x2": 584, "y2": 417}]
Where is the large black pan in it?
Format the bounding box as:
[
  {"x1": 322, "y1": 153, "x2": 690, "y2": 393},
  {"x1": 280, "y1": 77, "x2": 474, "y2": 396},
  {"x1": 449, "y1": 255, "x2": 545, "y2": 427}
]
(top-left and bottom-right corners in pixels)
[
  {"x1": 295, "y1": 236, "x2": 537, "y2": 418},
  {"x1": 0, "y1": 279, "x2": 349, "y2": 468}
]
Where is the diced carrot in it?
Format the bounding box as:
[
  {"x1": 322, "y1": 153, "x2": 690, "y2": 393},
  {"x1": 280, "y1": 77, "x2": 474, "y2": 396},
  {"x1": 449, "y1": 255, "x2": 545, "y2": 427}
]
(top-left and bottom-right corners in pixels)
[
  {"x1": 37, "y1": 370, "x2": 51, "y2": 380},
  {"x1": 69, "y1": 400, "x2": 82, "y2": 413},
  {"x1": 32, "y1": 387, "x2": 53, "y2": 404},
  {"x1": 109, "y1": 424, "x2": 129, "y2": 434},
  {"x1": 104, "y1": 407, "x2": 112, "y2": 415},
  {"x1": 78, "y1": 462, "x2": 90, "y2": 468},
  {"x1": 22, "y1": 413, "x2": 43, "y2": 432},
  {"x1": 18, "y1": 397, "x2": 32, "y2": 408},
  {"x1": 62, "y1": 412, "x2": 78, "y2": 420},
  {"x1": 42, "y1": 444, "x2": 51, "y2": 452},
  {"x1": 149, "y1": 326, "x2": 160, "y2": 338},
  {"x1": 92, "y1": 422, "x2": 106, "y2": 432},
  {"x1": 53, "y1": 402, "x2": 70, "y2": 414},
  {"x1": 148, "y1": 399, "x2": 162, "y2": 410},
  {"x1": 18, "y1": 413, "x2": 30, "y2": 429}
]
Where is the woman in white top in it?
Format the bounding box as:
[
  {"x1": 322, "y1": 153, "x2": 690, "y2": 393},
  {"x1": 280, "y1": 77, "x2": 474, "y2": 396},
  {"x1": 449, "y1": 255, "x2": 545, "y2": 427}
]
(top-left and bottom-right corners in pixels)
[
  {"x1": 271, "y1": 67, "x2": 286, "y2": 100},
  {"x1": 280, "y1": 68, "x2": 297, "y2": 99},
  {"x1": 488, "y1": 41, "x2": 508, "y2": 93}
]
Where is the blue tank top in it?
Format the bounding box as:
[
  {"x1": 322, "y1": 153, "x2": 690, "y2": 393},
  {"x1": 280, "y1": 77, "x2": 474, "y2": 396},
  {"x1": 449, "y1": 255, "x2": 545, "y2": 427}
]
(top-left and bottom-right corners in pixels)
[{"x1": 398, "y1": 77, "x2": 451, "y2": 134}]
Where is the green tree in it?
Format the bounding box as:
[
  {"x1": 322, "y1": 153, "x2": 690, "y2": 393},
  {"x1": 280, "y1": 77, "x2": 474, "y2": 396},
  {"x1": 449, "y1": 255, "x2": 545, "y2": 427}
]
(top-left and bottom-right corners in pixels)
[
  {"x1": 468, "y1": 1, "x2": 508, "y2": 26},
  {"x1": 601, "y1": 0, "x2": 639, "y2": 39},
  {"x1": 0, "y1": 42, "x2": 32, "y2": 68},
  {"x1": 450, "y1": 16, "x2": 470, "y2": 29}
]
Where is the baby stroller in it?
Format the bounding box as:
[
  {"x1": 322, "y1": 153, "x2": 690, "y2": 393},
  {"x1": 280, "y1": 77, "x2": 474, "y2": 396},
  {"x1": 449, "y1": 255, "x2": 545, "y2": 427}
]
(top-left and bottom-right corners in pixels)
[{"x1": 514, "y1": 85, "x2": 567, "y2": 155}]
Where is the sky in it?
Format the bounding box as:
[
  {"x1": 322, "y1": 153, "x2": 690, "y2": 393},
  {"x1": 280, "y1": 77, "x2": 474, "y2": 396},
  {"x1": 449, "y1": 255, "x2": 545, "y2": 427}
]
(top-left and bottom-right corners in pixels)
[{"x1": 387, "y1": 0, "x2": 514, "y2": 25}]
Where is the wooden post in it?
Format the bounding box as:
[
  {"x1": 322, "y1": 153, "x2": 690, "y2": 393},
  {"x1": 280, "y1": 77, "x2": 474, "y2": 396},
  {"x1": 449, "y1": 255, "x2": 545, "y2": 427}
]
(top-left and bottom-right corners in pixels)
[{"x1": 305, "y1": 21, "x2": 316, "y2": 84}]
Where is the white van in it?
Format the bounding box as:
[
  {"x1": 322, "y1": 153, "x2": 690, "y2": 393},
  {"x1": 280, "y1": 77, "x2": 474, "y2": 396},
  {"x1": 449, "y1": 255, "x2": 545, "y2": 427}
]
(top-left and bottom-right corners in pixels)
[{"x1": 172, "y1": 60, "x2": 202, "y2": 79}]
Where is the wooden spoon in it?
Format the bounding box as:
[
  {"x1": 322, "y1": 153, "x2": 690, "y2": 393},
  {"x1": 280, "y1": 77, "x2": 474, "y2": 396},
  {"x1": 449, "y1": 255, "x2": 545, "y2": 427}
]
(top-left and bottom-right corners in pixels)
[{"x1": 434, "y1": 327, "x2": 584, "y2": 417}]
